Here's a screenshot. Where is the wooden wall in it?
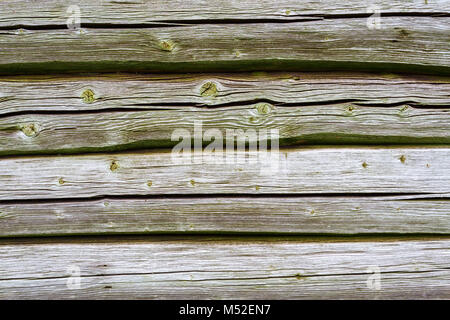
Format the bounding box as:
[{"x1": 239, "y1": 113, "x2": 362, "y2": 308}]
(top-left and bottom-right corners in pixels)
[{"x1": 0, "y1": 0, "x2": 449, "y2": 299}]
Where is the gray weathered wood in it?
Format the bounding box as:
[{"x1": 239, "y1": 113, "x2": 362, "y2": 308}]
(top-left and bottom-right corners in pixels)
[
  {"x1": 0, "y1": 147, "x2": 449, "y2": 200},
  {"x1": 1, "y1": 195, "x2": 449, "y2": 237},
  {"x1": 1, "y1": 0, "x2": 449, "y2": 26},
  {"x1": 2, "y1": 103, "x2": 450, "y2": 155},
  {"x1": 1, "y1": 17, "x2": 449, "y2": 74},
  {"x1": 0, "y1": 238, "x2": 448, "y2": 299},
  {"x1": 1, "y1": 73, "x2": 449, "y2": 154},
  {"x1": 1, "y1": 73, "x2": 448, "y2": 113},
  {"x1": 1, "y1": 0, "x2": 449, "y2": 301}
]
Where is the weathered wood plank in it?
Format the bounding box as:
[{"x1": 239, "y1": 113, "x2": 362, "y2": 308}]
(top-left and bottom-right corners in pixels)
[
  {"x1": 0, "y1": 238, "x2": 448, "y2": 299},
  {"x1": 2, "y1": 103, "x2": 450, "y2": 155},
  {"x1": 1, "y1": 0, "x2": 447, "y2": 301},
  {"x1": 1, "y1": 0, "x2": 448, "y2": 26},
  {"x1": 1, "y1": 73, "x2": 449, "y2": 154},
  {"x1": 0, "y1": 147, "x2": 449, "y2": 200},
  {"x1": 1, "y1": 73, "x2": 448, "y2": 113},
  {"x1": 1, "y1": 195, "x2": 449, "y2": 237},
  {"x1": 1, "y1": 17, "x2": 449, "y2": 74}
]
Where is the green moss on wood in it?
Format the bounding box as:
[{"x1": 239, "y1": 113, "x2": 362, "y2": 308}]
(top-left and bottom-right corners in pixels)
[
  {"x1": 0, "y1": 133, "x2": 449, "y2": 157},
  {"x1": 1, "y1": 60, "x2": 449, "y2": 76}
]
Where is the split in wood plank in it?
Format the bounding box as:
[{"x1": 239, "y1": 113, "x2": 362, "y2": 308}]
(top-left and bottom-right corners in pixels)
[
  {"x1": 1, "y1": 0, "x2": 449, "y2": 26},
  {"x1": 0, "y1": 195, "x2": 449, "y2": 237},
  {"x1": 0, "y1": 147, "x2": 449, "y2": 200},
  {"x1": 0, "y1": 17, "x2": 449, "y2": 74},
  {"x1": 1, "y1": 73, "x2": 449, "y2": 154},
  {"x1": 0, "y1": 237, "x2": 448, "y2": 299},
  {"x1": 1, "y1": 73, "x2": 448, "y2": 115},
  {"x1": 2, "y1": 103, "x2": 450, "y2": 155}
]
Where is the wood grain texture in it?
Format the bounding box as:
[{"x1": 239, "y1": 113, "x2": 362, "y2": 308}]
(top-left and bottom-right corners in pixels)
[
  {"x1": 1, "y1": 73, "x2": 448, "y2": 114},
  {"x1": 1, "y1": 73, "x2": 448, "y2": 113},
  {"x1": 1, "y1": 16, "x2": 449, "y2": 74},
  {"x1": 2, "y1": 0, "x2": 449, "y2": 26},
  {"x1": 0, "y1": 238, "x2": 449, "y2": 299},
  {"x1": 1, "y1": 73, "x2": 449, "y2": 154},
  {"x1": 1, "y1": 0, "x2": 449, "y2": 301},
  {"x1": 0, "y1": 147, "x2": 449, "y2": 200},
  {"x1": 2, "y1": 103, "x2": 450, "y2": 155},
  {"x1": 1, "y1": 195, "x2": 449, "y2": 237}
]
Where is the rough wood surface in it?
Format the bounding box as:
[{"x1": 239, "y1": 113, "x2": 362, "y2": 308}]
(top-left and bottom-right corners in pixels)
[
  {"x1": 2, "y1": 0, "x2": 449, "y2": 26},
  {"x1": 1, "y1": 1, "x2": 449, "y2": 301},
  {"x1": 0, "y1": 238, "x2": 448, "y2": 299},
  {"x1": 1, "y1": 195, "x2": 449, "y2": 237},
  {"x1": 1, "y1": 16, "x2": 449, "y2": 74},
  {"x1": 1, "y1": 73, "x2": 449, "y2": 154},
  {"x1": 3, "y1": 103, "x2": 450, "y2": 155},
  {"x1": 1, "y1": 73, "x2": 448, "y2": 114},
  {"x1": 0, "y1": 147, "x2": 449, "y2": 200}
]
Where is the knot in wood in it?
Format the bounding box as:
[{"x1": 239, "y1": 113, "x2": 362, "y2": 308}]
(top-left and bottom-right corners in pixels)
[
  {"x1": 81, "y1": 89, "x2": 95, "y2": 104},
  {"x1": 200, "y1": 81, "x2": 218, "y2": 97},
  {"x1": 20, "y1": 123, "x2": 39, "y2": 137}
]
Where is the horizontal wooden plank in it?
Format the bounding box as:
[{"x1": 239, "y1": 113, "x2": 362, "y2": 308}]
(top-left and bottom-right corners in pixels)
[
  {"x1": 1, "y1": 73, "x2": 449, "y2": 154},
  {"x1": 1, "y1": 73, "x2": 448, "y2": 114},
  {"x1": 1, "y1": 147, "x2": 449, "y2": 200},
  {"x1": 1, "y1": 195, "x2": 449, "y2": 237},
  {"x1": 0, "y1": 238, "x2": 448, "y2": 299},
  {"x1": 2, "y1": 0, "x2": 449, "y2": 27},
  {"x1": 2, "y1": 103, "x2": 450, "y2": 155},
  {"x1": 1, "y1": 16, "x2": 449, "y2": 74}
]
